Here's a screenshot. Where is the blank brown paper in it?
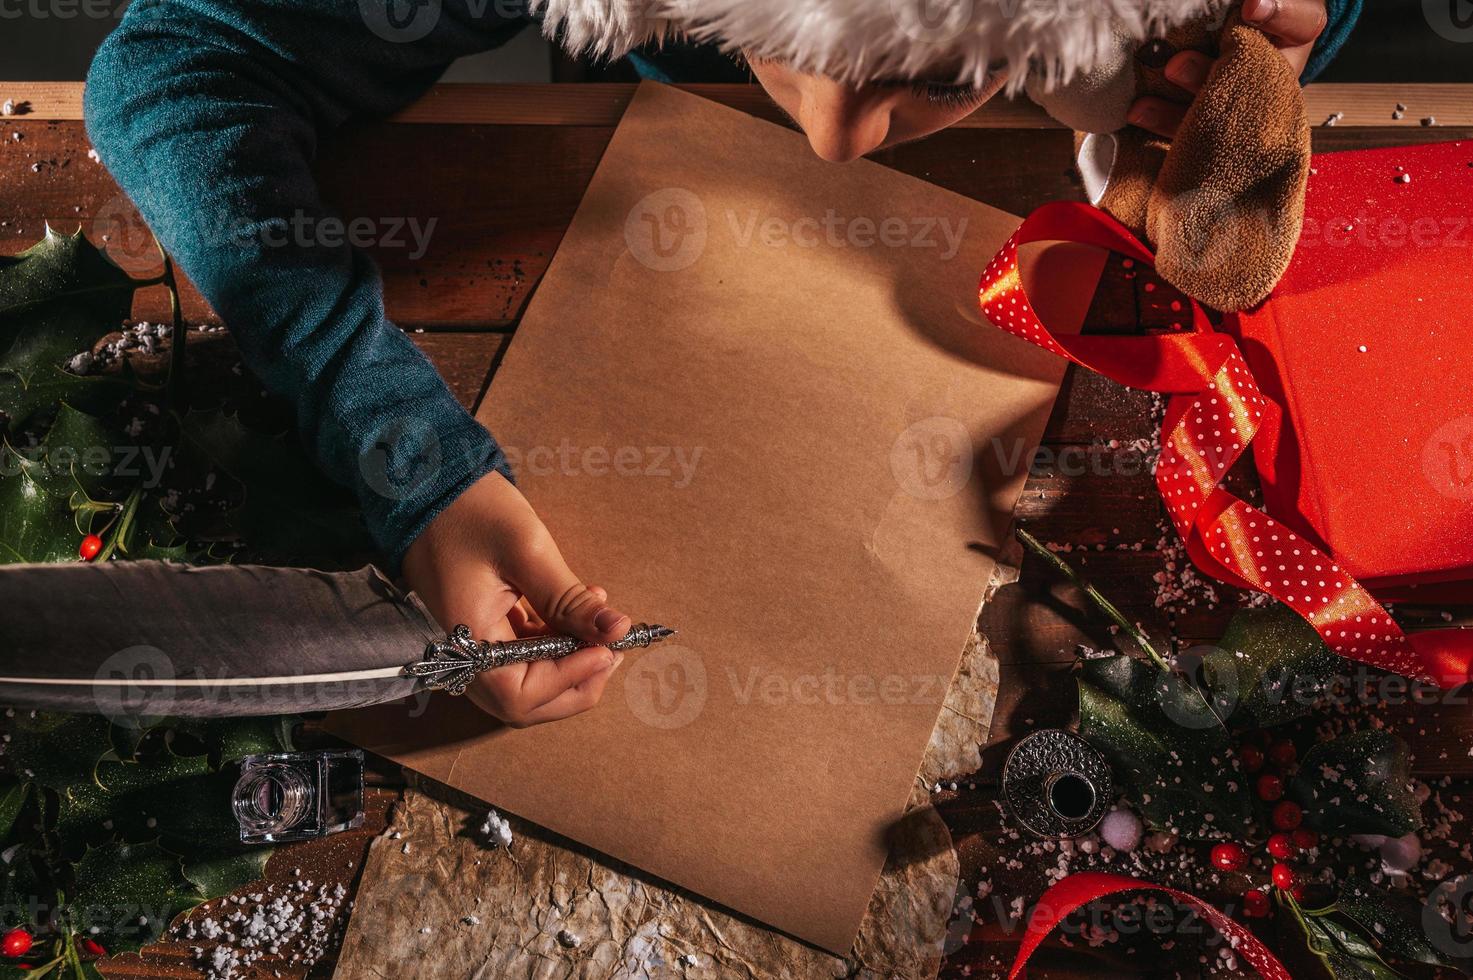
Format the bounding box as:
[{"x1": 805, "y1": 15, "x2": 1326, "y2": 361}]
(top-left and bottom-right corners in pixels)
[{"x1": 330, "y1": 82, "x2": 1100, "y2": 953}]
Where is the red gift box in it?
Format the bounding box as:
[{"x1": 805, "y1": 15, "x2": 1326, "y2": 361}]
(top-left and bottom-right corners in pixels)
[
  {"x1": 979, "y1": 141, "x2": 1473, "y2": 683},
  {"x1": 1232, "y1": 139, "x2": 1473, "y2": 598}
]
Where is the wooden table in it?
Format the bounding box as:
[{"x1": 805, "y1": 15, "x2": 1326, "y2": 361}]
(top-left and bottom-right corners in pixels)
[{"x1": 4, "y1": 81, "x2": 1473, "y2": 979}]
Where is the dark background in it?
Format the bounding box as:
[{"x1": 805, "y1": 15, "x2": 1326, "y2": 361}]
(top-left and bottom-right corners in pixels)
[{"x1": 0, "y1": 0, "x2": 1468, "y2": 84}]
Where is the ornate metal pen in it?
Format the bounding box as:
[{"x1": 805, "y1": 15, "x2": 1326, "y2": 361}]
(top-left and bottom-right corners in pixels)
[{"x1": 404, "y1": 623, "x2": 676, "y2": 695}]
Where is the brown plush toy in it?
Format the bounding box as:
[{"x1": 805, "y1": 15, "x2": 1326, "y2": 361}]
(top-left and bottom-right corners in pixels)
[{"x1": 1043, "y1": 10, "x2": 1312, "y2": 312}]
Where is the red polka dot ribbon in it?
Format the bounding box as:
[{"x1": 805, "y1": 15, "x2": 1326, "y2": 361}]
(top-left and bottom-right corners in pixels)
[
  {"x1": 1007, "y1": 872, "x2": 1290, "y2": 980},
  {"x1": 982, "y1": 202, "x2": 1473, "y2": 686}
]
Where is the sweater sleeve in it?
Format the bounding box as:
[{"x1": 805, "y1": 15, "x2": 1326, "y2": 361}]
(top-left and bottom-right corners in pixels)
[
  {"x1": 1304, "y1": 0, "x2": 1361, "y2": 81},
  {"x1": 84, "y1": 0, "x2": 523, "y2": 572}
]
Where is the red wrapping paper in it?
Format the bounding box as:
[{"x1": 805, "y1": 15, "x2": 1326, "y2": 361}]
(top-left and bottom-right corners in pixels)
[{"x1": 1233, "y1": 140, "x2": 1473, "y2": 598}]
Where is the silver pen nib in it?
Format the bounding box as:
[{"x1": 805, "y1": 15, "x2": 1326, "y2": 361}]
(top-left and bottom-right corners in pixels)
[{"x1": 608, "y1": 623, "x2": 678, "y2": 651}]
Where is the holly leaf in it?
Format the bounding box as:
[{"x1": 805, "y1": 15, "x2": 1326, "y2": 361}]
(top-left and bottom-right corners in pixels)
[
  {"x1": 0, "y1": 783, "x2": 30, "y2": 846},
  {"x1": 1298, "y1": 911, "x2": 1406, "y2": 980},
  {"x1": 6, "y1": 713, "x2": 113, "y2": 793},
  {"x1": 181, "y1": 849, "x2": 270, "y2": 901},
  {"x1": 93, "y1": 749, "x2": 215, "y2": 844},
  {"x1": 172, "y1": 716, "x2": 294, "y2": 766},
  {"x1": 69, "y1": 840, "x2": 196, "y2": 951},
  {"x1": 1202, "y1": 603, "x2": 1344, "y2": 728},
  {"x1": 0, "y1": 405, "x2": 126, "y2": 565},
  {"x1": 1338, "y1": 874, "x2": 1473, "y2": 970},
  {"x1": 180, "y1": 409, "x2": 371, "y2": 565},
  {"x1": 0, "y1": 850, "x2": 50, "y2": 932},
  {"x1": 1077, "y1": 654, "x2": 1248, "y2": 837},
  {"x1": 0, "y1": 227, "x2": 141, "y2": 432},
  {"x1": 1288, "y1": 731, "x2": 1422, "y2": 837}
]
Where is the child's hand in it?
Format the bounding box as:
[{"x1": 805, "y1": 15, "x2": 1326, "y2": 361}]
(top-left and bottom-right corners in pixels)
[
  {"x1": 1127, "y1": 0, "x2": 1328, "y2": 138},
  {"x1": 401, "y1": 470, "x2": 632, "y2": 727}
]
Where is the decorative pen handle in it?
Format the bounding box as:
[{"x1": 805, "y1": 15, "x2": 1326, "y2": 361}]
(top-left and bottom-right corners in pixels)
[
  {"x1": 405, "y1": 623, "x2": 676, "y2": 695},
  {"x1": 489, "y1": 623, "x2": 669, "y2": 667}
]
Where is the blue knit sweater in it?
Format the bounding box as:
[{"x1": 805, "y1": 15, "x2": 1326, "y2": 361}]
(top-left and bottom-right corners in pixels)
[{"x1": 83, "y1": 0, "x2": 1359, "y2": 570}]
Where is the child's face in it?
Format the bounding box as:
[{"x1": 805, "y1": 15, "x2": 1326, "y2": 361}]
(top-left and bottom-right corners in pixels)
[{"x1": 745, "y1": 55, "x2": 1006, "y2": 163}]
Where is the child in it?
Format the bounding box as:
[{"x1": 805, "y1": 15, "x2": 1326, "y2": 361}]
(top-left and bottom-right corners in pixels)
[{"x1": 83, "y1": 0, "x2": 1356, "y2": 725}]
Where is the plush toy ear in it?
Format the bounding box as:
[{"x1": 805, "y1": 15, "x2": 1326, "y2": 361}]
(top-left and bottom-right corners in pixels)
[{"x1": 1146, "y1": 18, "x2": 1311, "y2": 312}]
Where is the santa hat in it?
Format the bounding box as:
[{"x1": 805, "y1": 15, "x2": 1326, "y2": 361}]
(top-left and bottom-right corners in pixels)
[{"x1": 532, "y1": 0, "x2": 1230, "y2": 91}]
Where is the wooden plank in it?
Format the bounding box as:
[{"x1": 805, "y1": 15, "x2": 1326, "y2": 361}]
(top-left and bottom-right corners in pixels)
[
  {"x1": 9, "y1": 81, "x2": 1473, "y2": 129},
  {"x1": 414, "y1": 331, "x2": 510, "y2": 410}
]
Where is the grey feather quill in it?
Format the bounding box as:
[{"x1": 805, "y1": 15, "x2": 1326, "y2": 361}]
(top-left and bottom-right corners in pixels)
[{"x1": 0, "y1": 562, "x2": 436, "y2": 718}]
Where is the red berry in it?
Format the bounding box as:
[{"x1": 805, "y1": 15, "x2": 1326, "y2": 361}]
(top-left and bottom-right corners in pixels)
[
  {"x1": 1271, "y1": 863, "x2": 1296, "y2": 890},
  {"x1": 1256, "y1": 774, "x2": 1284, "y2": 802},
  {"x1": 2, "y1": 929, "x2": 32, "y2": 957},
  {"x1": 1266, "y1": 833, "x2": 1295, "y2": 859},
  {"x1": 75, "y1": 936, "x2": 106, "y2": 958},
  {"x1": 1242, "y1": 889, "x2": 1271, "y2": 918},
  {"x1": 1272, "y1": 801, "x2": 1304, "y2": 831},
  {"x1": 79, "y1": 534, "x2": 103, "y2": 562},
  {"x1": 1292, "y1": 829, "x2": 1318, "y2": 850},
  {"x1": 1211, "y1": 842, "x2": 1248, "y2": 871},
  {"x1": 1268, "y1": 740, "x2": 1297, "y2": 767},
  {"x1": 1238, "y1": 746, "x2": 1265, "y2": 773}
]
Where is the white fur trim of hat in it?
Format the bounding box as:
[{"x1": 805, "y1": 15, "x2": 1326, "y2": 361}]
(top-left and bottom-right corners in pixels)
[{"x1": 531, "y1": 0, "x2": 1230, "y2": 91}]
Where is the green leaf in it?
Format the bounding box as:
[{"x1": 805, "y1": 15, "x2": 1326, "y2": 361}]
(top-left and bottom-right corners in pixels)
[
  {"x1": 1202, "y1": 603, "x2": 1344, "y2": 728},
  {"x1": 1288, "y1": 731, "x2": 1422, "y2": 837},
  {"x1": 0, "y1": 850, "x2": 51, "y2": 932},
  {"x1": 69, "y1": 840, "x2": 195, "y2": 951},
  {"x1": 0, "y1": 227, "x2": 141, "y2": 432},
  {"x1": 172, "y1": 716, "x2": 293, "y2": 766},
  {"x1": 1337, "y1": 874, "x2": 1472, "y2": 970},
  {"x1": 181, "y1": 849, "x2": 269, "y2": 901},
  {"x1": 180, "y1": 409, "x2": 371, "y2": 564},
  {"x1": 1077, "y1": 654, "x2": 1248, "y2": 838},
  {"x1": 0, "y1": 783, "x2": 31, "y2": 845},
  {"x1": 6, "y1": 714, "x2": 113, "y2": 793},
  {"x1": 1301, "y1": 913, "x2": 1405, "y2": 980},
  {"x1": 0, "y1": 406, "x2": 126, "y2": 565}
]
